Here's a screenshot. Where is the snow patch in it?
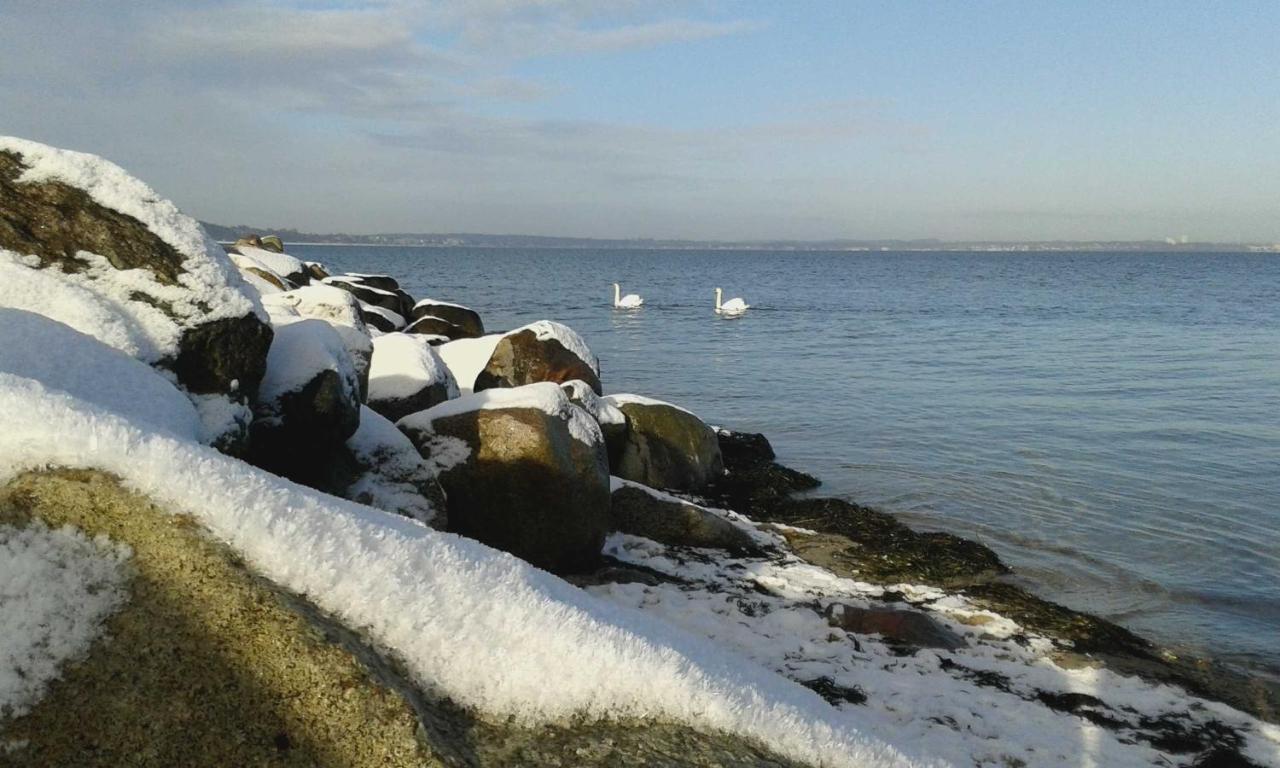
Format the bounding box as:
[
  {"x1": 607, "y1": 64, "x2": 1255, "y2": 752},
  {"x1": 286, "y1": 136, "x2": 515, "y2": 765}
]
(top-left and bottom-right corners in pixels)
[
  {"x1": 0, "y1": 521, "x2": 131, "y2": 721},
  {"x1": 369, "y1": 333, "x2": 458, "y2": 402},
  {"x1": 436, "y1": 334, "x2": 501, "y2": 394}
]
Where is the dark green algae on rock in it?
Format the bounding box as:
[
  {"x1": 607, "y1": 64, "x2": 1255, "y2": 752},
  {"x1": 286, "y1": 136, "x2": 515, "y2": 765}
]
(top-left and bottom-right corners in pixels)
[{"x1": 0, "y1": 469, "x2": 809, "y2": 768}]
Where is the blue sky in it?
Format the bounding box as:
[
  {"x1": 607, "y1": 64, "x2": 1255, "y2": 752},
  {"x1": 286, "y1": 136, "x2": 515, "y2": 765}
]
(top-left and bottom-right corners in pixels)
[{"x1": 1, "y1": 1, "x2": 1277, "y2": 241}]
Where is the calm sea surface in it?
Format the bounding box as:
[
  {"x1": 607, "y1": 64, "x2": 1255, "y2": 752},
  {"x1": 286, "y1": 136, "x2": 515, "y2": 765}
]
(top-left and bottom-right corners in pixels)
[{"x1": 298, "y1": 246, "x2": 1280, "y2": 678}]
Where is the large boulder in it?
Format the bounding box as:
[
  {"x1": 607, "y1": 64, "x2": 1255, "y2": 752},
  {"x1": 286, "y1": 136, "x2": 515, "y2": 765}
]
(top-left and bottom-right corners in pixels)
[
  {"x1": 0, "y1": 137, "x2": 272, "y2": 405},
  {"x1": 405, "y1": 314, "x2": 466, "y2": 340},
  {"x1": 604, "y1": 394, "x2": 724, "y2": 492},
  {"x1": 410, "y1": 299, "x2": 484, "y2": 338},
  {"x1": 441, "y1": 320, "x2": 600, "y2": 395},
  {"x1": 367, "y1": 333, "x2": 459, "y2": 423},
  {"x1": 397, "y1": 383, "x2": 610, "y2": 573},
  {"x1": 261, "y1": 285, "x2": 373, "y2": 399},
  {"x1": 609, "y1": 477, "x2": 763, "y2": 555},
  {"x1": 226, "y1": 242, "x2": 309, "y2": 287},
  {"x1": 323, "y1": 276, "x2": 404, "y2": 315},
  {"x1": 249, "y1": 314, "x2": 362, "y2": 482},
  {"x1": 359, "y1": 303, "x2": 407, "y2": 333}
]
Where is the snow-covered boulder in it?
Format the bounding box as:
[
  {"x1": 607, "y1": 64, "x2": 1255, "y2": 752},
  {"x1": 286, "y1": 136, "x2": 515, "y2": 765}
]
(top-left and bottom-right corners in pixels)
[
  {"x1": 438, "y1": 320, "x2": 600, "y2": 395},
  {"x1": 410, "y1": 299, "x2": 484, "y2": 338},
  {"x1": 323, "y1": 275, "x2": 413, "y2": 318},
  {"x1": 226, "y1": 242, "x2": 308, "y2": 288},
  {"x1": 397, "y1": 383, "x2": 610, "y2": 573},
  {"x1": 344, "y1": 406, "x2": 446, "y2": 528},
  {"x1": 261, "y1": 285, "x2": 373, "y2": 399},
  {"x1": 367, "y1": 333, "x2": 459, "y2": 423},
  {"x1": 0, "y1": 137, "x2": 272, "y2": 401},
  {"x1": 604, "y1": 394, "x2": 724, "y2": 492},
  {"x1": 249, "y1": 316, "x2": 362, "y2": 481},
  {"x1": 303, "y1": 261, "x2": 330, "y2": 282},
  {"x1": 405, "y1": 314, "x2": 466, "y2": 340},
  {"x1": 609, "y1": 477, "x2": 764, "y2": 555},
  {"x1": 359, "y1": 303, "x2": 406, "y2": 333}
]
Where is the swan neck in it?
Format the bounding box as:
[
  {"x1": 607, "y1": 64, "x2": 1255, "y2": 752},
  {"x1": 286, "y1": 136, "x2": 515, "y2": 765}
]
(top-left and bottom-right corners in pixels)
[
  {"x1": 614, "y1": 283, "x2": 620, "y2": 303},
  {"x1": 715, "y1": 288, "x2": 722, "y2": 311}
]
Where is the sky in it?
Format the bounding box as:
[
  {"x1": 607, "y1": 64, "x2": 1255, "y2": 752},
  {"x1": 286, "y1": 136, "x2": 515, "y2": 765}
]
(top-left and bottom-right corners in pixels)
[{"x1": 1, "y1": 1, "x2": 1278, "y2": 242}]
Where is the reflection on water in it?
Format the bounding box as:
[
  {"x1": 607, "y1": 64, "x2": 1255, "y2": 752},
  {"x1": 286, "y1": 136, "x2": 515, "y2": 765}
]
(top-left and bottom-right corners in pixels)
[{"x1": 301, "y1": 245, "x2": 1280, "y2": 677}]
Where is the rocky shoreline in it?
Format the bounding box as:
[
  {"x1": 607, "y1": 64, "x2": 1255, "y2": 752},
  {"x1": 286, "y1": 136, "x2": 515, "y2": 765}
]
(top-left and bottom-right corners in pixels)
[{"x1": 2, "y1": 136, "x2": 1278, "y2": 767}]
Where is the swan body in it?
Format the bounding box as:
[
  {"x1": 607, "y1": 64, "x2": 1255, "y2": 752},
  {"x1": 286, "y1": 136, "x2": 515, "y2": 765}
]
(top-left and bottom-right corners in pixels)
[
  {"x1": 613, "y1": 282, "x2": 644, "y2": 309},
  {"x1": 715, "y1": 287, "x2": 749, "y2": 315}
]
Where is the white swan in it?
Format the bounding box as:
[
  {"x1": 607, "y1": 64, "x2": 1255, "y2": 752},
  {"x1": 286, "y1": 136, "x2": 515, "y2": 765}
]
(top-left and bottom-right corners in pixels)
[
  {"x1": 715, "y1": 287, "x2": 749, "y2": 316},
  {"x1": 613, "y1": 282, "x2": 644, "y2": 309}
]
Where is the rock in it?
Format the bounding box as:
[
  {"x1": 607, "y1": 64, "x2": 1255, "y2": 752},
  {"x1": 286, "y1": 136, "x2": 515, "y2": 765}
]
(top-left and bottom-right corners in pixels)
[
  {"x1": 474, "y1": 320, "x2": 601, "y2": 394},
  {"x1": 239, "y1": 265, "x2": 288, "y2": 293},
  {"x1": 0, "y1": 138, "x2": 272, "y2": 401},
  {"x1": 562, "y1": 379, "x2": 627, "y2": 466},
  {"x1": 259, "y1": 234, "x2": 285, "y2": 253},
  {"x1": 706, "y1": 428, "x2": 820, "y2": 512},
  {"x1": 262, "y1": 285, "x2": 374, "y2": 400},
  {"x1": 367, "y1": 333, "x2": 459, "y2": 423},
  {"x1": 824, "y1": 603, "x2": 965, "y2": 650},
  {"x1": 604, "y1": 394, "x2": 724, "y2": 492},
  {"x1": 0, "y1": 469, "x2": 435, "y2": 768},
  {"x1": 609, "y1": 477, "x2": 764, "y2": 554},
  {"x1": 410, "y1": 299, "x2": 484, "y2": 338},
  {"x1": 249, "y1": 316, "x2": 362, "y2": 483},
  {"x1": 359, "y1": 304, "x2": 405, "y2": 332},
  {"x1": 303, "y1": 261, "x2": 330, "y2": 281},
  {"x1": 398, "y1": 383, "x2": 610, "y2": 573},
  {"x1": 342, "y1": 272, "x2": 399, "y2": 292},
  {"x1": 323, "y1": 276, "x2": 404, "y2": 314},
  {"x1": 716, "y1": 428, "x2": 776, "y2": 465},
  {"x1": 405, "y1": 314, "x2": 466, "y2": 340},
  {"x1": 227, "y1": 243, "x2": 308, "y2": 287},
  {"x1": 345, "y1": 406, "x2": 447, "y2": 527}
]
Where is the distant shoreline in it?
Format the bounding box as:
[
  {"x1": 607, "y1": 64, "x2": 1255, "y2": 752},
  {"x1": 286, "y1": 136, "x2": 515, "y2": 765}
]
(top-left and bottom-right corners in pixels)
[{"x1": 220, "y1": 240, "x2": 1280, "y2": 254}]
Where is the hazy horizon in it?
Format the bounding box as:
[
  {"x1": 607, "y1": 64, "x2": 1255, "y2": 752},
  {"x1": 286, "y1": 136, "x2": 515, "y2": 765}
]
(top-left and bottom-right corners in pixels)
[{"x1": 3, "y1": 1, "x2": 1278, "y2": 243}]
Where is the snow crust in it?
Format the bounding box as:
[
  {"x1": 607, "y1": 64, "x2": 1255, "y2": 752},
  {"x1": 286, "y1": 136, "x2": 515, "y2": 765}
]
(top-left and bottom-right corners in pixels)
[
  {"x1": 262, "y1": 286, "x2": 372, "y2": 382},
  {"x1": 520, "y1": 320, "x2": 599, "y2": 374},
  {"x1": 0, "y1": 373, "x2": 931, "y2": 768},
  {"x1": 346, "y1": 406, "x2": 442, "y2": 526},
  {"x1": 398, "y1": 382, "x2": 604, "y2": 448},
  {"x1": 369, "y1": 333, "x2": 458, "y2": 402},
  {"x1": 0, "y1": 521, "x2": 131, "y2": 721},
  {"x1": 359, "y1": 303, "x2": 406, "y2": 329},
  {"x1": 413, "y1": 298, "x2": 471, "y2": 312},
  {"x1": 604, "y1": 392, "x2": 700, "y2": 418},
  {"x1": 436, "y1": 334, "x2": 502, "y2": 394},
  {"x1": 258, "y1": 316, "x2": 359, "y2": 412},
  {"x1": 563, "y1": 379, "x2": 626, "y2": 427},
  {"x1": 0, "y1": 309, "x2": 200, "y2": 440},
  {"x1": 0, "y1": 137, "x2": 261, "y2": 362}
]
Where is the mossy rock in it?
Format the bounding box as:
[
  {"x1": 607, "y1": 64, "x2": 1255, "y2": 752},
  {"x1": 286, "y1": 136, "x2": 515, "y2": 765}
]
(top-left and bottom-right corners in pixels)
[
  {"x1": 610, "y1": 482, "x2": 762, "y2": 555},
  {"x1": 612, "y1": 401, "x2": 723, "y2": 493}
]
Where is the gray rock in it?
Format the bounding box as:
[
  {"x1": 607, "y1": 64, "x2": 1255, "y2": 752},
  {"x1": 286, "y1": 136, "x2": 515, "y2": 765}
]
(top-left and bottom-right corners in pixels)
[
  {"x1": 610, "y1": 478, "x2": 762, "y2": 554},
  {"x1": 824, "y1": 603, "x2": 965, "y2": 650}
]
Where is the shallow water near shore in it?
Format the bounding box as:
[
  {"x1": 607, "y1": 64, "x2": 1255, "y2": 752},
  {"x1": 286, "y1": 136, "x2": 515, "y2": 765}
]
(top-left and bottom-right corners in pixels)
[{"x1": 299, "y1": 245, "x2": 1280, "y2": 680}]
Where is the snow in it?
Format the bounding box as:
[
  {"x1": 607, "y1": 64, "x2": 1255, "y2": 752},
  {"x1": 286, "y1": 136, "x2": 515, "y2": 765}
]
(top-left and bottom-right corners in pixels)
[
  {"x1": 235, "y1": 266, "x2": 285, "y2": 296},
  {"x1": 520, "y1": 320, "x2": 599, "y2": 374},
  {"x1": 345, "y1": 406, "x2": 442, "y2": 526},
  {"x1": 0, "y1": 137, "x2": 262, "y2": 363},
  {"x1": 595, "y1": 533, "x2": 1280, "y2": 767},
  {"x1": 368, "y1": 333, "x2": 458, "y2": 402},
  {"x1": 436, "y1": 334, "x2": 502, "y2": 394},
  {"x1": 0, "y1": 309, "x2": 200, "y2": 440},
  {"x1": 0, "y1": 520, "x2": 131, "y2": 721},
  {"x1": 397, "y1": 382, "x2": 604, "y2": 448},
  {"x1": 563, "y1": 379, "x2": 626, "y2": 427},
  {"x1": 0, "y1": 374, "x2": 934, "y2": 768},
  {"x1": 604, "y1": 392, "x2": 700, "y2": 419},
  {"x1": 413, "y1": 298, "x2": 471, "y2": 311},
  {"x1": 323, "y1": 276, "x2": 399, "y2": 299},
  {"x1": 258, "y1": 317, "x2": 360, "y2": 413}
]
